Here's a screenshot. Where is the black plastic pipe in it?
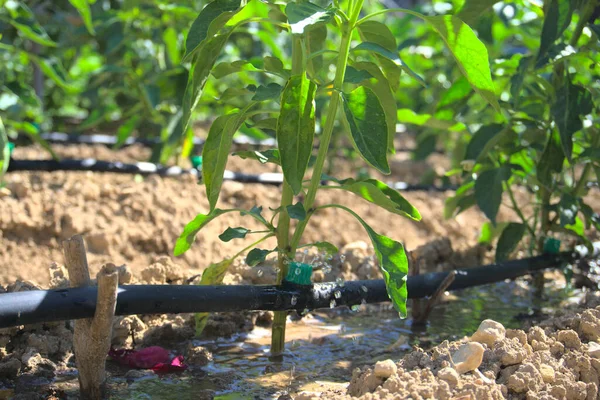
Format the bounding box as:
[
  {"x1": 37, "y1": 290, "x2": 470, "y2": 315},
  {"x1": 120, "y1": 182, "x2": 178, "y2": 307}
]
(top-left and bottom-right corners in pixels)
[
  {"x1": 0, "y1": 248, "x2": 596, "y2": 329},
  {"x1": 6, "y1": 158, "x2": 458, "y2": 192}
]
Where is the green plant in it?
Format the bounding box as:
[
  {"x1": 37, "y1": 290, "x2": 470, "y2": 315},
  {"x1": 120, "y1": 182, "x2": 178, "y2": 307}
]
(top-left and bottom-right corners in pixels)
[
  {"x1": 170, "y1": 0, "x2": 499, "y2": 359},
  {"x1": 444, "y1": 1, "x2": 599, "y2": 288}
]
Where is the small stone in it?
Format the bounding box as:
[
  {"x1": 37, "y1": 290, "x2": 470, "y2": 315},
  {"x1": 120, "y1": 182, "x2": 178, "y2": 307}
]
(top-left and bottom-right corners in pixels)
[
  {"x1": 437, "y1": 367, "x2": 459, "y2": 387},
  {"x1": 471, "y1": 319, "x2": 506, "y2": 348},
  {"x1": 295, "y1": 392, "x2": 320, "y2": 400},
  {"x1": 588, "y1": 342, "x2": 600, "y2": 358},
  {"x1": 373, "y1": 359, "x2": 397, "y2": 379},
  {"x1": 540, "y1": 364, "x2": 555, "y2": 383},
  {"x1": 124, "y1": 369, "x2": 149, "y2": 380},
  {"x1": 186, "y1": 343, "x2": 213, "y2": 366},
  {"x1": 452, "y1": 342, "x2": 485, "y2": 374}
]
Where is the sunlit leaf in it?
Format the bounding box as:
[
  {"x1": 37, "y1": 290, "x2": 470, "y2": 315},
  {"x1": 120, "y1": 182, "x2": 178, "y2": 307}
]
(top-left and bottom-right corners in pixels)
[
  {"x1": 397, "y1": 109, "x2": 466, "y2": 131},
  {"x1": 68, "y1": 0, "x2": 95, "y2": 35},
  {"x1": 285, "y1": 2, "x2": 335, "y2": 34},
  {"x1": 233, "y1": 149, "x2": 281, "y2": 165},
  {"x1": 0, "y1": 118, "x2": 9, "y2": 179},
  {"x1": 174, "y1": 209, "x2": 229, "y2": 256},
  {"x1": 358, "y1": 20, "x2": 397, "y2": 51},
  {"x1": 478, "y1": 221, "x2": 509, "y2": 245},
  {"x1": 194, "y1": 258, "x2": 234, "y2": 336},
  {"x1": 342, "y1": 86, "x2": 390, "y2": 174},
  {"x1": 277, "y1": 73, "x2": 316, "y2": 194},
  {"x1": 4, "y1": 3, "x2": 56, "y2": 47}
]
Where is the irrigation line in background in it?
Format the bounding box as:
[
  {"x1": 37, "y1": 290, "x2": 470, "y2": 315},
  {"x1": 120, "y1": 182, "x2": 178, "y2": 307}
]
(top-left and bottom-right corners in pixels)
[
  {"x1": 6, "y1": 158, "x2": 458, "y2": 192},
  {"x1": 0, "y1": 244, "x2": 598, "y2": 329}
]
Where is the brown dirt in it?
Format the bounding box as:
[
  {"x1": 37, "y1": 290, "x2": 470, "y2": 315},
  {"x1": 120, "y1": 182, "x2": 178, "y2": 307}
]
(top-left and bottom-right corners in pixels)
[
  {"x1": 5, "y1": 143, "x2": 596, "y2": 286},
  {"x1": 296, "y1": 293, "x2": 600, "y2": 400}
]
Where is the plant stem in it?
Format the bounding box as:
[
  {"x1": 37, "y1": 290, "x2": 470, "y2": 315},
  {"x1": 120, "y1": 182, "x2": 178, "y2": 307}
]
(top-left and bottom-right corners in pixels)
[
  {"x1": 572, "y1": 130, "x2": 600, "y2": 197},
  {"x1": 289, "y1": 1, "x2": 364, "y2": 252},
  {"x1": 504, "y1": 182, "x2": 536, "y2": 238},
  {"x1": 270, "y1": 34, "x2": 305, "y2": 361}
]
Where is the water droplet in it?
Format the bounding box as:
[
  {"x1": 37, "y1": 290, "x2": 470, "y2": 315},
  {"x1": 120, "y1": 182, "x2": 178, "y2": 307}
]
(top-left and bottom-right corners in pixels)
[
  {"x1": 361, "y1": 285, "x2": 368, "y2": 293},
  {"x1": 326, "y1": 254, "x2": 333, "y2": 261},
  {"x1": 311, "y1": 256, "x2": 319, "y2": 264},
  {"x1": 351, "y1": 304, "x2": 360, "y2": 312},
  {"x1": 295, "y1": 267, "x2": 301, "y2": 275},
  {"x1": 336, "y1": 277, "x2": 345, "y2": 287},
  {"x1": 340, "y1": 254, "x2": 346, "y2": 262},
  {"x1": 302, "y1": 308, "x2": 309, "y2": 315},
  {"x1": 330, "y1": 300, "x2": 336, "y2": 308},
  {"x1": 257, "y1": 269, "x2": 263, "y2": 277},
  {"x1": 334, "y1": 290, "x2": 341, "y2": 299},
  {"x1": 323, "y1": 264, "x2": 332, "y2": 274},
  {"x1": 291, "y1": 295, "x2": 298, "y2": 306}
]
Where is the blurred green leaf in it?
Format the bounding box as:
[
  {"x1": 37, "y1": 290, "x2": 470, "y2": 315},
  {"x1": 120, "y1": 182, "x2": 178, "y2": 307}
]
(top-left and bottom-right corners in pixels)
[
  {"x1": 537, "y1": 132, "x2": 565, "y2": 187},
  {"x1": 565, "y1": 217, "x2": 584, "y2": 237},
  {"x1": 475, "y1": 166, "x2": 510, "y2": 224},
  {"x1": 558, "y1": 193, "x2": 578, "y2": 227},
  {"x1": 114, "y1": 115, "x2": 141, "y2": 149},
  {"x1": 437, "y1": 76, "x2": 471, "y2": 109},
  {"x1": 464, "y1": 124, "x2": 504, "y2": 161},
  {"x1": 175, "y1": 209, "x2": 229, "y2": 256},
  {"x1": 342, "y1": 86, "x2": 390, "y2": 174},
  {"x1": 537, "y1": 0, "x2": 573, "y2": 63},
  {"x1": 344, "y1": 66, "x2": 373, "y2": 84},
  {"x1": 478, "y1": 221, "x2": 509, "y2": 244},
  {"x1": 68, "y1": 0, "x2": 95, "y2": 35},
  {"x1": 301, "y1": 241, "x2": 338, "y2": 256},
  {"x1": 456, "y1": 0, "x2": 502, "y2": 26},
  {"x1": 277, "y1": 73, "x2": 316, "y2": 194},
  {"x1": 0, "y1": 118, "x2": 8, "y2": 179},
  {"x1": 194, "y1": 257, "x2": 234, "y2": 336},
  {"x1": 4, "y1": 3, "x2": 56, "y2": 47},
  {"x1": 495, "y1": 223, "x2": 526, "y2": 262},
  {"x1": 397, "y1": 108, "x2": 466, "y2": 131}
]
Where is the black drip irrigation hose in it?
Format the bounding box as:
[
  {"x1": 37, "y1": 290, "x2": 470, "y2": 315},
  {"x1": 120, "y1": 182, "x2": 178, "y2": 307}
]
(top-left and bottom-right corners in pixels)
[
  {"x1": 6, "y1": 158, "x2": 458, "y2": 192},
  {"x1": 0, "y1": 244, "x2": 597, "y2": 329},
  {"x1": 31, "y1": 132, "x2": 436, "y2": 154}
]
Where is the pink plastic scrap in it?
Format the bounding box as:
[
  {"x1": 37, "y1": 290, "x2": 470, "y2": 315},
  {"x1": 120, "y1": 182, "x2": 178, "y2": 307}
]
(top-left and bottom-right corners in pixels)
[{"x1": 108, "y1": 346, "x2": 188, "y2": 372}]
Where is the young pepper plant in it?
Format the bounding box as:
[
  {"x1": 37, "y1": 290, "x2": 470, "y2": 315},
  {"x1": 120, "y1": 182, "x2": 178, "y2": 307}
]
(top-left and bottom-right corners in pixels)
[
  {"x1": 445, "y1": 1, "x2": 599, "y2": 286},
  {"x1": 174, "y1": 0, "x2": 498, "y2": 359}
]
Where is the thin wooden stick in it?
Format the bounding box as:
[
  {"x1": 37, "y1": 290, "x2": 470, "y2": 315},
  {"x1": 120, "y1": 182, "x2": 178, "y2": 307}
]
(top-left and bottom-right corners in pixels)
[
  {"x1": 413, "y1": 270, "x2": 456, "y2": 325},
  {"x1": 63, "y1": 235, "x2": 118, "y2": 400}
]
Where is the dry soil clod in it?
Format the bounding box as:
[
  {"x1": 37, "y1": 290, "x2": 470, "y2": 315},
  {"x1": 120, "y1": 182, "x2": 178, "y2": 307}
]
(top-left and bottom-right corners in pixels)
[{"x1": 63, "y1": 235, "x2": 118, "y2": 400}]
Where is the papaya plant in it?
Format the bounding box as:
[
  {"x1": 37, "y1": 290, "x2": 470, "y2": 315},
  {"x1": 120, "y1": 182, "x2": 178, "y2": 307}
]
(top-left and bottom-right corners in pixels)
[
  {"x1": 445, "y1": 0, "x2": 599, "y2": 291},
  {"x1": 174, "y1": 0, "x2": 499, "y2": 360}
]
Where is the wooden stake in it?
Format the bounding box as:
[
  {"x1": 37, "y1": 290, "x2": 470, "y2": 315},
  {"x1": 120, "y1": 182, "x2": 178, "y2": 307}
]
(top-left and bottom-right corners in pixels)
[
  {"x1": 413, "y1": 270, "x2": 456, "y2": 325},
  {"x1": 63, "y1": 235, "x2": 118, "y2": 400}
]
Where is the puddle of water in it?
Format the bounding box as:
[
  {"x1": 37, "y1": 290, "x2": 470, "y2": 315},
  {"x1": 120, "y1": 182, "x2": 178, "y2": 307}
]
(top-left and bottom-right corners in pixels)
[{"x1": 33, "y1": 279, "x2": 580, "y2": 399}]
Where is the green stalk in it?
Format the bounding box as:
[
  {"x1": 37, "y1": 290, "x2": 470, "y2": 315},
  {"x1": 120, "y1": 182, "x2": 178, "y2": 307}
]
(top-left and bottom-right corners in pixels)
[
  {"x1": 572, "y1": 131, "x2": 600, "y2": 197},
  {"x1": 270, "y1": 35, "x2": 305, "y2": 361},
  {"x1": 289, "y1": 0, "x2": 364, "y2": 252}
]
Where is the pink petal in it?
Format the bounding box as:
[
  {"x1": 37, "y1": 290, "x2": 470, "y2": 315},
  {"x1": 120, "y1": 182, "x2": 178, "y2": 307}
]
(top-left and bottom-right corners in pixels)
[{"x1": 108, "y1": 347, "x2": 187, "y2": 372}]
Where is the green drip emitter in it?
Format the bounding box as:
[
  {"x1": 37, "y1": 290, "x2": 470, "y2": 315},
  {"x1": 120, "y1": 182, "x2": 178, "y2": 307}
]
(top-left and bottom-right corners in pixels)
[
  {"x1": 543, "y1": 237, "x2": 561, "y2": 254},
  {"x1": 7, "y1": 142, "x2": 15, "y2": 155},
  {"x1": 284, "y1": 262, "x2": 313, "y2": 285},
  {"x1": 190, "y1": 155, "x2": 203, "y2": 170}
]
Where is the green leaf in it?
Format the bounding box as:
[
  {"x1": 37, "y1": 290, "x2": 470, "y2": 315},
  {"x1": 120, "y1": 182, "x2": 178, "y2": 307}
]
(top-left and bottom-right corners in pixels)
[
  {"x1": 233, "y1": 149, "x2": 281, "y2": 165},
  {"x1": 478, "y1": 221, "x2": 509, "y2": 245},
  {"x1": 475, "y1": 167, "x2": 510, "y2": 224},
  {"x1": 203, "y1": 105, "x2": 255, "y2": 210},
  {"x1": 252, "y1": 83, "x2": 283, "y2": 102},
  {"x1": 510, "y1": 56, "x2": 533, "y2": 108},
  {"x1": 163, "y1": 27, "x2": 181, "y2": 65},
  {"x1": 114, "y1": 115, "x2": 141, "y2": 149},
  {"x1": 464, "y1": 124, "x2": 504, "y2": 161},
  {"x1": 358, "y1": 21, "x2": 397, "y2": 51},
  {"x1": 327, "y1": 205, "x2": 408, "y2": 317},
  {"x1": 351, "y1": 62, "x2": 397, "y2": 150},
  {"x1": 246, "y1": 248, "x2": 272, "y2": 266},
  {"x1": 4, "y1": 3, "x2": 56, "y2": 47},
  {"x1": 32, "y1": 56, "x2": 77, "y2": 92},
  {"x1": 286, "y1": 202, "x2": 306, "y2": 221},
  {"x1": 212, "y1": 60, "x2": 261, "y2": 79},
  {"x1": 558, "y1": 194, "x2": 578, "y2": 227},
  {"x1": 324, "y1": 176, "x2": 421, "y2": 221},
  {"x1": 194, "y1": 257, "x2": 234, "y2": 336},
  {"x1": 397, "y1": 109, "x2": 466, "y2": 131},
  {"x1": 219, "y1": 227, "x2": 250, "y2": 242},
  {"x1": 423, "y1": 15, "x2": 500, "y2": 112},
  {"x1": 240, "y1": 205, "x2": 270, "y2": 227},
  {"x1": 537, "y1": 0, "x2": 573, "y2": 63},
  {"x1": 537, "y1": 131, "x2": 565, "y2": 186},
  {"x1": 0, "y1": 118, "x2": 8, "y2": 179},
  {"x1": 301, "y1": 241, "x2": 338, "y2": 256},
  {"x1": 263, "y1": 56, "x2": 289, "y2": 77},
  {"x1": 68, "y1": 0, "x2": 95, "y2": 35},
  {"x1": 285, "y1": 2, "x2": 335, "y2": 34},
  {"x1": 180, "y1": 33, "x2": 231, "y2": 136},
  {"x1": 276, "y1": 73, "x2": 317, "y2": 194},
  {"x1": 306, "y1": 25, "x2": 327, "y2": 79},
  {"x1": 495, "y1": 223, "x2": 526, "y2": 262},
  {"x1": 565, "y1": 217, "x2": 585, "y2": 237},
  {"x1": 437, "y1": 76, "x2": 471, "y2": 109},
  {"x1": 352, "y1": 42, "x2": 425, "y2": 87},
  {"x1": 342, "y1": 86, "x2": 390, "y2": 174},
  {"x1": 551, "y1": 80, "x2": 593, "y2": 161},
  {"x1": 577, "y1": 148, "x2": 600, "y2": 161},
  {"x1": 175, "y1": 209, "x2": 229, "y2": 256},
  {"x1": 184, "y1": 0, "x2": 241, "y2": 61},
  {"x1": 444, "y1": 181, "x2": 475, "y2": 219},
  {"x1": 344, "y1": 66, "x2": 373, "y2": 84},
  {"x1": 456, "y1": 0, "x2": 502, "y2": 26}
]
